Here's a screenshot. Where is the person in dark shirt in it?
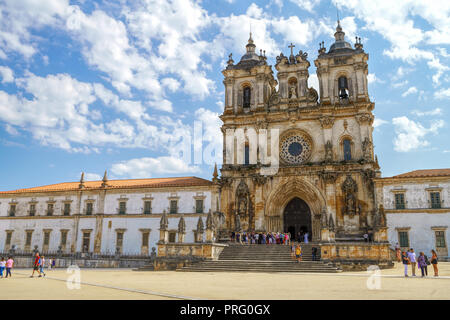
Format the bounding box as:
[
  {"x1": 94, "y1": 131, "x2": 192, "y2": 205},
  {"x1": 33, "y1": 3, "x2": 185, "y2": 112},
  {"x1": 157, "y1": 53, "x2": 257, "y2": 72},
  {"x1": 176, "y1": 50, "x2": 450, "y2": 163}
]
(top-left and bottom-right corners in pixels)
[
  {"x1": 312, "y1": 247, "x2": 318, "y2": 261},
  {"x1": 401, "y1": 251, "x2": 410, "y2": 277},
  {"x1": 30, "y1": 252, "x2": 41, "y2": 278}
]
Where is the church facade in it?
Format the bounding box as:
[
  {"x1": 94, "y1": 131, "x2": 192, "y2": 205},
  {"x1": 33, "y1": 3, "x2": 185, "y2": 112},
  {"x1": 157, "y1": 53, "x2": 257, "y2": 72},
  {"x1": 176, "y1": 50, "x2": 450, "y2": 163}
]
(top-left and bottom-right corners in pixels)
[{"x1": 219, "y1": 22, "x2": 381, "y2": 242}]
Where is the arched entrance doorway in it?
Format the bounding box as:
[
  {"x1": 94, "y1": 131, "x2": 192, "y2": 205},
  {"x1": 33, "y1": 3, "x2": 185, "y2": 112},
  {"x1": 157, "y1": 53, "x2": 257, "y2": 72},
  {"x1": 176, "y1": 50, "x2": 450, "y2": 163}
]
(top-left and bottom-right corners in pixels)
[{"x1": 283, "y1": 197, "x2": 312, "y2": 241}]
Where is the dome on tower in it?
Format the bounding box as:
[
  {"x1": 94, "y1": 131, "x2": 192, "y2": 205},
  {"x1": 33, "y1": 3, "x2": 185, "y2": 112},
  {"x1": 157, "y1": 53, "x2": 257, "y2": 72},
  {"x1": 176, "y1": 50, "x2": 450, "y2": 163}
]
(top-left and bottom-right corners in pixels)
[{"x1": 328, "y1": 20, "x2": 353, "y2": 54}]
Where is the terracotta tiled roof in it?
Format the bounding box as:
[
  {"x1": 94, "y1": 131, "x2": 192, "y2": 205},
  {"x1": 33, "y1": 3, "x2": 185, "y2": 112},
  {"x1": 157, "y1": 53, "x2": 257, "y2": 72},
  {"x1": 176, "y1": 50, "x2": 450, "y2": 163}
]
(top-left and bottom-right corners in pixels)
[
  {"x1": 388, "y1": 169, "x2": 450, "y2": 179},
  {"x1": 0, "y1": 176, "x2": 213, "y2": 194}
]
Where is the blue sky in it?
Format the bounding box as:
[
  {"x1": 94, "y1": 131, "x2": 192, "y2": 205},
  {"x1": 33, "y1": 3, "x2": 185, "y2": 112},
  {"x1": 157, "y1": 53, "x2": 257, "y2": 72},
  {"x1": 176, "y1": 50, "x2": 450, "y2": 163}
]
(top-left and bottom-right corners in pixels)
[{"x1": 0, "y1": 0, "x2": 449, "y2": 190}]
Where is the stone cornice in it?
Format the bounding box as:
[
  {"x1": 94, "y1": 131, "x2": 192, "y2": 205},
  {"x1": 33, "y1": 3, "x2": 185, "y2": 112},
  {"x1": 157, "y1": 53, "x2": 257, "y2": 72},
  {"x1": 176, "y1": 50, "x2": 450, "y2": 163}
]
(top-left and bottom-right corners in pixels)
[
  {"x1": 0, "y1": 213, "x2": 209, "y2": 220},
  {"x1": 386, "y1": 208, "x2": 450, "y2": 214}
]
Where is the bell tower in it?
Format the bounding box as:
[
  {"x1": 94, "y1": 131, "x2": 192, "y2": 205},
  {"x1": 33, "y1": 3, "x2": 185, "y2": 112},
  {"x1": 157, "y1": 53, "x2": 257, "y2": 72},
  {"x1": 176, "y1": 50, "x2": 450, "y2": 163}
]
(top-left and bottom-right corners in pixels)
[{"x1": 315, "y1": 21, "x2": 369, "y2": 105}]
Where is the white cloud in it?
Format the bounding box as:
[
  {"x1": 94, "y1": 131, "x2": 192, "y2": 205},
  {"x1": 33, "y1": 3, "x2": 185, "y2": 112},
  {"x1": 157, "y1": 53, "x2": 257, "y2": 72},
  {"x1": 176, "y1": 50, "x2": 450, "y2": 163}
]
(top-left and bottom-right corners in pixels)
[
  {"x1": 111, "y1": 156, "x2": 200, "y2": 179},
  {"x1": 434, "y1": 88, "x2": 450, "y2": 99},
  {"x1": 411, "y1": 108, "x2": 443, "y2": 117},
  {"x1": 308, "y1": 74, "x2": 319, "y2": 92},
  {"x1": 401, "y1": 86, "x2": 418, "y2": 97},
  {"x1": 373, "y1": 118, "x2": 388, "y2": 128},
  {"x1": 367, "y1": 73, "x2": 383, "y2": 85},
  {"x1": 290, "y1": 0, "x2": 321, "y2": 13},
  {"x1": 0, "y1": 66, "x2": 14, "y2": 83},
  {"x1": 392, "y1": 116, "x2": 445, "y2": 152}
]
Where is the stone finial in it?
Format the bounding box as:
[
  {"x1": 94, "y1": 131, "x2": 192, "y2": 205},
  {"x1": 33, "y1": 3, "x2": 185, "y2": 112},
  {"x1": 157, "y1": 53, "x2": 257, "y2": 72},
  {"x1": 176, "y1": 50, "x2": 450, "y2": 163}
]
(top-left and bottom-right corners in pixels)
[
  {"x1": 178, "y1": 216, "x2": 186, "y2": 233},
  {"x1": 160, "y1": 211, "x2": 169, "y2": 230},
  {"x1": 328, "y1": 214, "x2": 335, "y2": 232},
  {"x1": 79, "y1": 172, "x2": 85, "y2": 189},
  {"x1": 212, "y1": 163, "x2": 219, "y2": 183},
  {"x1": 101, "y1": 170, "x2": 108, "y2": 187},
  {"x1": 197, "y1": 216, "x2": 204, "y2": 233},
  {"x1": 206, "y1": 211, "x2": 215, "y2": 230}
]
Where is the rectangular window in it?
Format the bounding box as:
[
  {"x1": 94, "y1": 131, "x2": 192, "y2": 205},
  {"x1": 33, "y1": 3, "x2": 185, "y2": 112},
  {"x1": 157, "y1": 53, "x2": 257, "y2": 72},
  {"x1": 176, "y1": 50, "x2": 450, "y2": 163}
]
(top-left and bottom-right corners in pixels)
[
  {"x1": 43, "y1": 231, "x2": 50, "y2": 246},
  {"x1": 116, "y1": 232, "x2": 124, "y2": 247},
  {"x1": 29, "y1": 204, "x2": 36, "y2": 216},
  {"x1": 119, "y1": 201, "x2": 126, "y2": 215},
  {"x1": 47, "y1": 203, "x2": 54, "y2": 216},
  {"x1": 398, "y1": 231, "x2": 409, "y2": 248},
  {"x1": 61, "y1": 231, "x2": 67, "y2": 246},
  {"x1": 170, "y1": 200, "x2": 178, "y2": 214},
  {"x1": 142, "y1": 232, "x2": 149, "y2": 247},
  {"x1": 9, "y1": 204, "x2": 16, "y2": 217},
  {"x1": 86, "y1": 202, "x2": 93, "y2": 215},
  {"x1": 196, "y1": 199, "x2": 204, "y2": 214},
  {"x1": 168, "y1": 232, "x2": 176, "y2": 243},
  {"x1": 5, "y1": 232, "x2": 12, "y2": 245},
  {"x1": 430, "y1": 192, "x2": 441, "y2": 209},
  {"x1": 63, "y1": 203, "x2": 71, "y2": 216},
  {"x1": 144, "y1": 201, "x2": 152, "y2": 214},
  {"x1": 82, "y1": 232, "x2": 90, "y2": 252},
  {"x1": 395, "y1": 193, "x2": 405, "y2": 209},
  {"x1": 25, "y1": 231, "x2": 33, "y2": 246},
  {"x1": 435, "y1": 231, "x2": 446, "y2": 248}
]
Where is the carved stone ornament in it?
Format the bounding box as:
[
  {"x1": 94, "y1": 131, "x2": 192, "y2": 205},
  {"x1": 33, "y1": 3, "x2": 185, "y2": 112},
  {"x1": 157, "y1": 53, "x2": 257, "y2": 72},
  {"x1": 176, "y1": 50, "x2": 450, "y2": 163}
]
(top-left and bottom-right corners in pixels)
[
  {"x1": 178, "y1": 216, "x2": 186, "y2": 233},
  {"x1": 324, "y1": 140, "x2": 333, "y2": 162},
  {"x1": 319, "y1": 116, "x2": 335, "y2": 129},
  {"x1": 307, "y1": 87, "x2": 318, "y2": 103},
  {"x1": 319, "y1": 171, "x2": 338, "y2": 184},
  {"x1": 321, "y1": 207, "x2": 328, "y2": 229},
  {"x1": 160, "y1": 212, "x2": 169, "y2": 230},
  {"x1": 362, "y1": 137, "x2": 373, "y2": 161},
  {"x1": 251, "y1": 174, "x2": 267, "y2": 186},
  {"x1": 356, "y1": 113, "x2": 374, "y2": 125}
]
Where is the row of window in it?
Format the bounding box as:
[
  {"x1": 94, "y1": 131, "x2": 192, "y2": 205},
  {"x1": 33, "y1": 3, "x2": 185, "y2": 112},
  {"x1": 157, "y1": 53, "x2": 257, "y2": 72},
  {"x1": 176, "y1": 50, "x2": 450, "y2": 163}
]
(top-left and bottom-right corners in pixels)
[
  {"x1": 6, "y1": 199, "x2": 205, "y2": 217},
  {"x1": 398, "y1": 230, "x2": 447, "y2": 248},
  {"x1": 4, "y1": 228, "x2": 199, "y2": 253},
  {"x1": 394, "y1": 191, "x2": 443, "y2": 210}
]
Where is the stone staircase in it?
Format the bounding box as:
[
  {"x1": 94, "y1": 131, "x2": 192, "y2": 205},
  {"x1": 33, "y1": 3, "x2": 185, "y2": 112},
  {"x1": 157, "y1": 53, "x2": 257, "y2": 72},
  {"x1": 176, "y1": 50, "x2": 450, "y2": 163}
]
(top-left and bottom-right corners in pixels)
[{"x1": 178, "y1": 243, "x2": 342, "y2": 273}]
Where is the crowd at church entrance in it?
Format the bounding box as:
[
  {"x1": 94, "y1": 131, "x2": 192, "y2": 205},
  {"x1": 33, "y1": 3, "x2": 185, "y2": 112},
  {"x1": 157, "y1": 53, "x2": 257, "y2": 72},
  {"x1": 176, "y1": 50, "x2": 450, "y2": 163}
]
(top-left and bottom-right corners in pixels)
[{"x1": 230, "y1": 231, "x2": 310, "y2": 245}]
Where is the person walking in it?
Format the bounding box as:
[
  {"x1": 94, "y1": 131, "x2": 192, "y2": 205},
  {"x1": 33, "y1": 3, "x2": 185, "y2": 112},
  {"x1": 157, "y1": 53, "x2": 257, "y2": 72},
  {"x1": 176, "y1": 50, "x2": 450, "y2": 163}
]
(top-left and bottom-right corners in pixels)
[
  {"x1": 407, "y1": 248, "x2": 417, "y2": 277},
  {"x1": 39, "y1": 255, "x2": 46, "y2": 277},
  {"x1": 291, "y1": 244, "x2": 296, "y2": 260},
  {"x1": 401, "y1": 251, "x2": 409, "y2": 277},
  {"x1": 5, "y1": 256, "x2": 13, "y2": 278},
  {"x1": 0, "y1": 257, "x2": 5, "y2": 278},
  {"x1": 430, "y1": 249, "x2": 438, "y2": 277},
  {"x1": 295, "y1": 244, "x2": 302, "y2": 263},
  {"x1": 30, "y1": 252, "x2": 41, "y2": 278},
  {"x1": 418, "y1": 252, "x2": 428, "y2": 277}
]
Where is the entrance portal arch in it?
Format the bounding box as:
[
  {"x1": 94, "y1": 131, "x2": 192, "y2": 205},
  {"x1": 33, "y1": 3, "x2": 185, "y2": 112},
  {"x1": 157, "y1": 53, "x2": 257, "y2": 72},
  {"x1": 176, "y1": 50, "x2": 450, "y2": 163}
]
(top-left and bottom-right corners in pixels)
[
  {"x1": 283, "y1": 197, "x2": 312, "y2": 241},
  {"x1": 265, "y1": 177, "x2": 326, "y2": 241}
]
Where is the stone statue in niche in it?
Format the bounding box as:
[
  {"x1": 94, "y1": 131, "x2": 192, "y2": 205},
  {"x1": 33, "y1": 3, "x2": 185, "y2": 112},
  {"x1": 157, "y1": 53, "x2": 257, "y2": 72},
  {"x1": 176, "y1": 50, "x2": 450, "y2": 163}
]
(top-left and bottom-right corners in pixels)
[
  {"x1": 341, "y1": 175, "x2": 359, "y2": 217},
  {"x1": 325, "y1": 140, "x2": 333, "y2": 162},
  {"x1": 235, "y1": 179, "x2": 252, "y2": 231},
  {"x1": 289, "y1": 85, "x2": 297, "y2": 99}
]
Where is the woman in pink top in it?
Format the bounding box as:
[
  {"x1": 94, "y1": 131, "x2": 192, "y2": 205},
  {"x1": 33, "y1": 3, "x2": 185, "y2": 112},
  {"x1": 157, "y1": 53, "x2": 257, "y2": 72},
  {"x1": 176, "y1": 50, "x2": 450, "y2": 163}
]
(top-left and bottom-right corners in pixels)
[{"x1": 5, "y1": 256, "x2": 13, "y2": 278}]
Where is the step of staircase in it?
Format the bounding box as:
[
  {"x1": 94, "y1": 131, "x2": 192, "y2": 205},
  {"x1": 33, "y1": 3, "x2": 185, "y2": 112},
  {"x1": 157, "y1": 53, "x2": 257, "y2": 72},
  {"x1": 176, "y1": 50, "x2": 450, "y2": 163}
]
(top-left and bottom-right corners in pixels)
[{"x1": 178, "y1": 243, "x2": 341, "y2": 273}]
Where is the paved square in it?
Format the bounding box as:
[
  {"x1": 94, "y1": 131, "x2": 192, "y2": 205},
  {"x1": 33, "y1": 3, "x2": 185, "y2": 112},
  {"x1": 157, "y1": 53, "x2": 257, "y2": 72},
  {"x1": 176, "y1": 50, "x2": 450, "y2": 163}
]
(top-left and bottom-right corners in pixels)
[{"x1": 1, "y1": 263, "x2": 449, "y2": 300}]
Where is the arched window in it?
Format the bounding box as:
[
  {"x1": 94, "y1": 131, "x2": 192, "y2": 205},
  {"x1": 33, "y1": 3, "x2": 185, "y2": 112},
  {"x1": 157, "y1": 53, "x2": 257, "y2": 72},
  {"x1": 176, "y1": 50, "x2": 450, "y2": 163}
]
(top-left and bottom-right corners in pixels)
[
  {"x1": 338, "y1": 76, "x2": 349, "y2": 99},
  {"x1": 343, "y1": 139, "x2": 352, "y2": 161},
  {"x1": 243, "y1": 86, "x2": 251, "y2": 108}
]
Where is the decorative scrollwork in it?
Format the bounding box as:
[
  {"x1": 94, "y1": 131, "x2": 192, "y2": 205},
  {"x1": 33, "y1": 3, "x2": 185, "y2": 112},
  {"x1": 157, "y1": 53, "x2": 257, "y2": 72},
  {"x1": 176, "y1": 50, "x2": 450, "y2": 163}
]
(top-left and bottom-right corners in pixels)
[{"x1": 280, "y1": 132, "x2": 312, "y2": 164}]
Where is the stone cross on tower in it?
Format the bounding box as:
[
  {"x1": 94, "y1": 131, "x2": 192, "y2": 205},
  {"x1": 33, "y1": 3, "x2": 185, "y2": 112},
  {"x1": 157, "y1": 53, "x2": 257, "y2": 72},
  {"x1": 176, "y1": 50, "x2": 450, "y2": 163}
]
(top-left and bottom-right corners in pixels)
[{"x1": 288, "y1": 43, "x2": 295, "y2": 56}]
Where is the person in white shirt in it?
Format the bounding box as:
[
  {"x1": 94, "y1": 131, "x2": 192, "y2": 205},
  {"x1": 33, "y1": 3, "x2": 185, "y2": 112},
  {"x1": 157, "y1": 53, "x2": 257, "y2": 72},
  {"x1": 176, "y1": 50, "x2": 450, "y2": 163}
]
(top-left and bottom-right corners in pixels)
[{"x1": 407, "y1": 248, "x2": 417, "y2": 276}]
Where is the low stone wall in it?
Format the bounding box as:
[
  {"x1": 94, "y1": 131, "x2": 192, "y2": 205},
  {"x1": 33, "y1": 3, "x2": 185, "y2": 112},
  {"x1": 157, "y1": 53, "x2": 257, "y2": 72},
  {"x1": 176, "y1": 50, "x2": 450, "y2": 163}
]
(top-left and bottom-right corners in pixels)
[
  {"x1": 157, "y1": 243, "x2": 228, "y2": 260},
  {"x1": 320, "y1": 242, "x2": 394, "y2": 271},
  {"x1": 9, "y1": 256, "x2": 150, "y2": 269}
]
